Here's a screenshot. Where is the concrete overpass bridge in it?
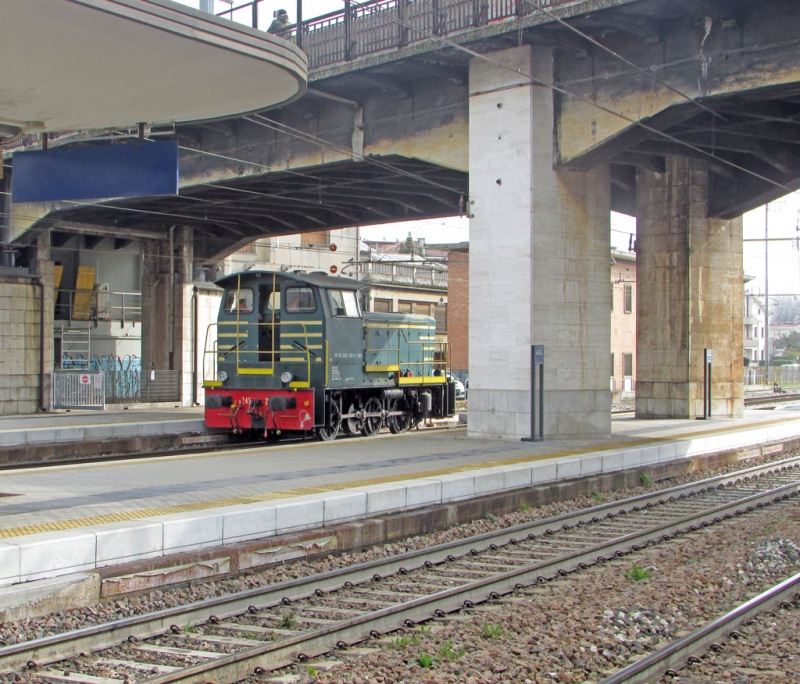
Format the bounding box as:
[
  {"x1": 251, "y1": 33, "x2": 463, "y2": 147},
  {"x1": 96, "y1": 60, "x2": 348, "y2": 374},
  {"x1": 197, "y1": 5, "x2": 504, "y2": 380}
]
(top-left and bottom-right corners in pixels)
[{"x1": 4, "y1": 0, "x2": 800, "y2": 437}]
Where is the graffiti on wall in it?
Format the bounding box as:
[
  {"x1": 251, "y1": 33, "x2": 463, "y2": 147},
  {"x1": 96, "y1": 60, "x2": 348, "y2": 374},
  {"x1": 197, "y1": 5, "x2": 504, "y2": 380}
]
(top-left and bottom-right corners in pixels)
[{"x1": 61, "y1": 354, "x2": 141, "y2": 398}]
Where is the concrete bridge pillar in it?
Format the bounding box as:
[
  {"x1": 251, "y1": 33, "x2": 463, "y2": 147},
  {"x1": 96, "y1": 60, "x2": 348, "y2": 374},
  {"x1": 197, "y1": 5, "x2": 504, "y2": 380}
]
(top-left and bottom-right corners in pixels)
[
  {"x1": 141, "y1": 226, "x2": 195, "y2": 403},
  {"x1": 467, "y1": 46, "x2": 612, "y2": 439},
  {"x1": 635, "y1": 158, "x2": 743, "y2": 418}
]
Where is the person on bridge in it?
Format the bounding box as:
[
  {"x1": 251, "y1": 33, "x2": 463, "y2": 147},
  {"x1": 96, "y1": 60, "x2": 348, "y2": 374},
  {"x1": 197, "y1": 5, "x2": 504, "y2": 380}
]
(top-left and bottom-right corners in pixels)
[{"x1": 268, "y1": 9, "x2": 290, "y2": 34}]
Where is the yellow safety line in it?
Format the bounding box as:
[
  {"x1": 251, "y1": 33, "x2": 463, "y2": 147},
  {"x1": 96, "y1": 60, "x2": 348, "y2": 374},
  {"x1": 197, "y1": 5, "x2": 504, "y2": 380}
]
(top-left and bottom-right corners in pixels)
[{"x1": 0, "y1": 416, "x2": 798, "y2": 539}]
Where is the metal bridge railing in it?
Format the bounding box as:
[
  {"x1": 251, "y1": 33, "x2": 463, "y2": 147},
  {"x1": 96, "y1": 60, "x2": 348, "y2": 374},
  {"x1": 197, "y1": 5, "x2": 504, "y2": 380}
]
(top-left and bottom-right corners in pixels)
[{"x1": 220, "y1": 0, "x2": 573, "y2": 70}]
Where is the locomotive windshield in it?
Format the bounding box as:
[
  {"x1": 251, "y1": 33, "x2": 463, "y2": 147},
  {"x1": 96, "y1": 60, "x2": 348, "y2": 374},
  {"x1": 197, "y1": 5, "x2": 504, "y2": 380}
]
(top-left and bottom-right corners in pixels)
[
  {"x1": 329, "y1": 289, "x2": 360, "y2": 317},
  {"x1": 224, "y1": 288, "x2": 253, "y2": 314},
  {"x1": 285, "y1": 287, "x2": 316, "y2": 313}
]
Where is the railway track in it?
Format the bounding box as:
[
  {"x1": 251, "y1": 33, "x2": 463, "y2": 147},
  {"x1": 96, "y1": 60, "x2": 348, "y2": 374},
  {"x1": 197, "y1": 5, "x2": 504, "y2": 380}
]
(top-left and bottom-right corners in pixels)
[
  {"x1": 611, "y1": 391, "x2": 800, "y2": 415},
  {"x1": 599, "y1": 569, "x2": 800, "y2": 683},
  {"x1": 744, "y1": 391, "x2": 800, "y2": 407},
  {"x1": 1, "y1": 456, "x2": 799, "y2": 683}
]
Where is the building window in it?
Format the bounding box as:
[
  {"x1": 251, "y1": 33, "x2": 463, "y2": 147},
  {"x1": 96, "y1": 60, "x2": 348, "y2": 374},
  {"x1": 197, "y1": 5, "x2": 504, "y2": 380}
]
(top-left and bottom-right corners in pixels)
[
  {"x1": 624, "y1": 284, "x2": 633, "y2": 313},
  {"x1": 610, "y1": 283, "x2": 614, "y2": 312},
  {"x1": 610, "y1": 353, "x2": 615, "y2": 376},
  {"x1": 623, "y1": 353, "x2": 633, "y2": 377},
  {"x1": 398, "y1": 301, "x2": 413, "y2": 314},
  {"x1": 397, "y1": 265, "x2": 414, "y2": 278},
  {"x1": 434, "y1": 304, "x2": 447, "y2": 333},
  {"x1": 373, "y1": 298, "x2": 392, "y2": 313},
  {"x1": 416, "y1": 302, "x2": 432, "y2": 317}
]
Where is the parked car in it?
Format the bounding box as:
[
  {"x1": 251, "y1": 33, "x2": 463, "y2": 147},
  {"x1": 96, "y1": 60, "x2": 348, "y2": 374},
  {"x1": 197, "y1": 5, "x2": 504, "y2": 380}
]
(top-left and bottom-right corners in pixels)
[{"x1": 447, "y1": 373, "x2": 466, "y2": 400}]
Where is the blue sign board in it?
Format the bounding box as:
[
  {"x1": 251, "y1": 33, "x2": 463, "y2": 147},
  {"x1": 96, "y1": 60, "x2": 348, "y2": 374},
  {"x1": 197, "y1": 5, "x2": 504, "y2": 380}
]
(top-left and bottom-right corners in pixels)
[{"x1": 12, "y1": 140, "x2": 179, "y2": 203}]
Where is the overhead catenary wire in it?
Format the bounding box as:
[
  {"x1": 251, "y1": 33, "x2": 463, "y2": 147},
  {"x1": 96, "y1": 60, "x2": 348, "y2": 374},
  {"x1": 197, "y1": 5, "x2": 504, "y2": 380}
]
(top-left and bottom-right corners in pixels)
[
  {"x1": 3, "y1": 0, "x2": 799, "y2": 244},
  {"x1": 352, "y1": 0, "x2": 800, "y2": 202},
  {"x1": 521, "y1": 0, "x2": 730, "y2": 125}
]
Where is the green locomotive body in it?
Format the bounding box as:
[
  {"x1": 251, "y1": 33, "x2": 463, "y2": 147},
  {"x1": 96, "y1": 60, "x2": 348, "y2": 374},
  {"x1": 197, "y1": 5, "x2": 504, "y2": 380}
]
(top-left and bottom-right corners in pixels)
[{"x1": 204, "y1": 270, "x2": 456, "y2": 439}]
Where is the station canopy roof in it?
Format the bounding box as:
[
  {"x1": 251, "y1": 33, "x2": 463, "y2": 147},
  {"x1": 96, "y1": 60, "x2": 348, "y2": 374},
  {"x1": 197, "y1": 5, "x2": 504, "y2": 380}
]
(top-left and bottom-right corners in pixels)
[{"x1": 0, "y1": 0, "x2": 307, "y2": 141}]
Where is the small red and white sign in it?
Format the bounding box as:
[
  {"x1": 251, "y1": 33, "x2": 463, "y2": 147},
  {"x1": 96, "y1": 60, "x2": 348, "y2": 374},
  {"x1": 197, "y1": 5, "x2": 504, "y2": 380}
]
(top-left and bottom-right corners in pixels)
[{"x1": 80, "y1": 374, "x2": 90, "y2": 385}]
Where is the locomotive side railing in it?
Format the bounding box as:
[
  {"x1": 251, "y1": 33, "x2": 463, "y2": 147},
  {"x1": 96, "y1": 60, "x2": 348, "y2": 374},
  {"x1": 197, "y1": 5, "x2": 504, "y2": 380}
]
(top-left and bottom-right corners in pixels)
[
  {"x1": 203, "y1": 325, "x2": 219, "y2": 387},
  {"x1": 203, "y1": 321, "x2": 315, "y2": 387}
]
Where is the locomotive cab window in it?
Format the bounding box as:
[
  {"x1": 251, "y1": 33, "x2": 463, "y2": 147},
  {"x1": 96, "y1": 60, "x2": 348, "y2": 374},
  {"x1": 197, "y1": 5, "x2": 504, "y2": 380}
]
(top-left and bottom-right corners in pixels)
[
  {"x1": 329, "y1": 289, "x2": 360, "y2": 318},
  {"x1": 284, "y1": 287, "x2": 316, "y2": 314},
  {"x1": 224, "y1": 289, "x2": 253, "y2": 314}
]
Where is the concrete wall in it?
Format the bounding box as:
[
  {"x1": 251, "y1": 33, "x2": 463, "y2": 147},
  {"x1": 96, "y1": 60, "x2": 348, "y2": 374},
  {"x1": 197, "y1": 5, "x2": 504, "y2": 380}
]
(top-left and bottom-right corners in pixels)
[
  {"x1": 0, "y1": 266, "x2": 53, "y2": 415},
  {"x1": 182, "y1": 284, "x2": 223, "y2": 406}
]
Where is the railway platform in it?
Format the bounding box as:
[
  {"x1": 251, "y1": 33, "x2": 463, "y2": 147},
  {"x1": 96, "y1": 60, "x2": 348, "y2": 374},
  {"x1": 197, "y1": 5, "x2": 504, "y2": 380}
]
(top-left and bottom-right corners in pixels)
[
  {"x1": 1, "y1": 406, "x2": 800, "y2": 614},
  {"x1": 0, "y1": 407, "x2": 212, "y2": 466},
  {"x1": 0, "y1": 407, "x2": 207, "y2": 447}
]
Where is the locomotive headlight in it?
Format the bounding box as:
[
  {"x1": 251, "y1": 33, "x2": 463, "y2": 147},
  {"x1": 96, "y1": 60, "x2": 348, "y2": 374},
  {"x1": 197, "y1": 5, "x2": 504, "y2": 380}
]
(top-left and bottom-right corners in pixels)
[
  {"x1": 280, "y1": 371, "x2": 293, "y2": 384},
  {"x1": 217, "y1": 371, "x2": 229, "y2": 382}
]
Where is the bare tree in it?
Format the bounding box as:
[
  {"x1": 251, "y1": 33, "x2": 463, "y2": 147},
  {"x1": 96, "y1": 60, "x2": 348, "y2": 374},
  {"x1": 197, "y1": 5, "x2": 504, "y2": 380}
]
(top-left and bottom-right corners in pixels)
[{"x1": 770, "y1": 296, "x2": 800, "y2": 324}]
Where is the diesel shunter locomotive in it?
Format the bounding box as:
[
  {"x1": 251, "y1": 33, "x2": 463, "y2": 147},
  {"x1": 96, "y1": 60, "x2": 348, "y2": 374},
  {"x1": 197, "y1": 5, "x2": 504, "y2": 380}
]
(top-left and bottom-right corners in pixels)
[{"x1": 203, "y1": 270, "x2": 456, "y2": 439}]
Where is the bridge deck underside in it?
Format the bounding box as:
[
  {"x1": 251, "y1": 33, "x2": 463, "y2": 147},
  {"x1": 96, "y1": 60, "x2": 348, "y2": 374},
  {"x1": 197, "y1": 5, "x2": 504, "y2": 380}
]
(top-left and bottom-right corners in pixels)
[
  {"x1": 11, "y1": 0, "x2": 800, "y2": 249},
  {"x1": 41, "y1": 156, "x2": 468, "y2": 262}
]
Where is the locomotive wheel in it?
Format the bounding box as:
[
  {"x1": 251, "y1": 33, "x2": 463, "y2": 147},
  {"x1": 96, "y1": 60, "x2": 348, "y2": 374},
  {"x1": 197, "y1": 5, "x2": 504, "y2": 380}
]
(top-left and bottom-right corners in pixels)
[
  {"x1": 360, "y1": 397, "x2": 383, "y2": 436},
  {"x1": 388, "y1": 396, "x2": 414, "y2": 434},
  {"x1": 343, "y1": 402, "x2": 361, "y2": 435},
  {"x1": 316, "y1": 401, "x2": 341, "y2": 442}
]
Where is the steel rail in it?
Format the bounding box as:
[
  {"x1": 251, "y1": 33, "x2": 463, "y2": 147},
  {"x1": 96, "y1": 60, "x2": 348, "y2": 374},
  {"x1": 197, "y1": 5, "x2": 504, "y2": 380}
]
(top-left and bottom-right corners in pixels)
[
  {"x1": 744, "y1": 392, "x2": 800, "y2": 406},
  {"x1": 133, "y1": 480, "x2": 800, "y2": 683},
  {"x1": 0, "y1": 456, "x2": 800, "y2": 672},
  {"x1": 2, "y1": 455, "x2": 798, "y2": 675},
  {"x1": 598, "y1": 570, "x2": 800, "y2": 684}
]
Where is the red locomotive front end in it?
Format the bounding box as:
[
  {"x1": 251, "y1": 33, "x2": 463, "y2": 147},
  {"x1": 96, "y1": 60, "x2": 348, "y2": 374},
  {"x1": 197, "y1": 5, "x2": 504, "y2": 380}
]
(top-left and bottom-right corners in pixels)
[{"x1": 205, "y1": 388, "x2": 315, "y2": 436}]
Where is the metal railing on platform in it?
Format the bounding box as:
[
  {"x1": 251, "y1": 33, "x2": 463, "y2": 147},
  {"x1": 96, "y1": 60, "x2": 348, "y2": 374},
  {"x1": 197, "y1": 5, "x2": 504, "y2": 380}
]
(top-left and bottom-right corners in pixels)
[
  {"x1": 52, "y1": 371, "x2": 105, "y2": 410},
  {"x1": 104, "y1": 369, "x2": 181, "y2": 404},
  {"x1": 55, "y1": 289, "x2": 142, "y2": 326}
]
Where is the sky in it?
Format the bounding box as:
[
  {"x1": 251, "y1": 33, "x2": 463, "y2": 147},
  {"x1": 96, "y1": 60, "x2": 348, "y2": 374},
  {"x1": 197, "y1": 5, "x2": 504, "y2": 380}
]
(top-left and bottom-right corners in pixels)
[
  {"x1": 742, "y1": 193, "x2": 800, "y2": 297},
  {"x1": 175, "y1": 1, "x2": 800, "y2": 294}
]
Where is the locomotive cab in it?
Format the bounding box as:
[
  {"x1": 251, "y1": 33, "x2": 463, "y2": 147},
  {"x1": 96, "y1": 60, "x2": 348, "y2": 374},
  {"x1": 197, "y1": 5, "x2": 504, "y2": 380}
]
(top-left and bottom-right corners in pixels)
[{"x1": 204, "y1": 270, "x2": 456, "y2": 439}]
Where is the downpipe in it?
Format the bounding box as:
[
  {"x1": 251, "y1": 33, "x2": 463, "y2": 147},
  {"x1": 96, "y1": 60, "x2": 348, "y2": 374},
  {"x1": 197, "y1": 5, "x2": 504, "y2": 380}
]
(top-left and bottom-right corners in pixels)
[{"x1": 35, "y1": 276, "x2": 47, "y2": 412}]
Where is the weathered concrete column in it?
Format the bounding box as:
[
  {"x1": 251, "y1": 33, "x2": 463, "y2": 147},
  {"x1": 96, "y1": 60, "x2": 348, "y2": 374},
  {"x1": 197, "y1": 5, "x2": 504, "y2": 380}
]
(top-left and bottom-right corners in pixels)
[
  {"x1": 468, "y1": 46, "x2": 611, "y2": 439},
  {"x1": 636, "y1": 158, "x2": 743, "y2": 418},
  {"x1": 33, "y1": 233, "x2": 55, "y2": 411},
  {"x1": 141, "y1": 227, "x2": 195, "y2": 404}
]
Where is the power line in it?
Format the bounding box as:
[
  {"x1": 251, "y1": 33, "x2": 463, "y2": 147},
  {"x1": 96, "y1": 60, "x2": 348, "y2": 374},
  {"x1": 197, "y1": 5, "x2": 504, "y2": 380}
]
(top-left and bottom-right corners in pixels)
[
  {"x1": 4, "y1": 0, "x2": 798, "y2": 243},
  {"x1": 358, "y1": 0, "x2": 800, "y2": 202}
]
